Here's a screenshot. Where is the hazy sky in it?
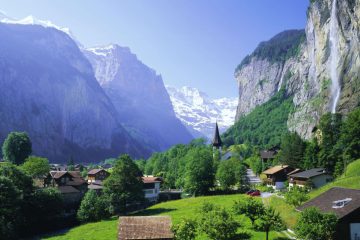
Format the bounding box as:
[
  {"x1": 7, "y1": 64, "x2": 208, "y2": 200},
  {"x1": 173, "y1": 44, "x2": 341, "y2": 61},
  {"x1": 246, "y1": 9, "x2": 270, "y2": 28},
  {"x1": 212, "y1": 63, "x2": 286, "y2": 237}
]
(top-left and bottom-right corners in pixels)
[{"x1": 0, "y1": 0, "x2": 309, "y2": 98}]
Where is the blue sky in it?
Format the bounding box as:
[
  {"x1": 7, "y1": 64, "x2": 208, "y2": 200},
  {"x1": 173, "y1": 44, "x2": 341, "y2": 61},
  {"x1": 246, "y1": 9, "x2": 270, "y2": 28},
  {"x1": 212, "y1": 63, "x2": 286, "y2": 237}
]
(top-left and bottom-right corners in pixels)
[{"x1": 0, "y1": 0, "x2": 309, "y2": 98}]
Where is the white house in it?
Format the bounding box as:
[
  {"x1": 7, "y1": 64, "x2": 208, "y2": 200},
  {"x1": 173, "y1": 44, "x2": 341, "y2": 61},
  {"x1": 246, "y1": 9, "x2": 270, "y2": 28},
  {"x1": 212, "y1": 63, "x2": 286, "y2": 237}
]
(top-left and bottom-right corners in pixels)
[{"x1": 142, "y1": 176, "x2": 162, "y2": 203}]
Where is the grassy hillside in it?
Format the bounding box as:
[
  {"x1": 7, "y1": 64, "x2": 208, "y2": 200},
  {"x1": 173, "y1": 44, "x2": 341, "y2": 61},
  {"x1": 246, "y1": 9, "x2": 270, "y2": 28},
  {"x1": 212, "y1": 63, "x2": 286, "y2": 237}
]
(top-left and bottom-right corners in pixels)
[
  {"x1": 309, "y1": 159, "x2": 360, "y2": 198},
  {"x1": 222, "y1": 89, "x2": 294, "y2": 148},
  {"x1": 44, "y1": 194, "x2": 290, "y2": 240}
]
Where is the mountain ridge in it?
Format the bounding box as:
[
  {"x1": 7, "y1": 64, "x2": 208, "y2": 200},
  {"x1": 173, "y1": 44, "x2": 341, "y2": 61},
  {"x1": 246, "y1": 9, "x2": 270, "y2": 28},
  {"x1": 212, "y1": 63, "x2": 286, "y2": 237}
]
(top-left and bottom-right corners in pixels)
[{"x1": 166, "y1": 86, "x2": 237, "y2": 139}]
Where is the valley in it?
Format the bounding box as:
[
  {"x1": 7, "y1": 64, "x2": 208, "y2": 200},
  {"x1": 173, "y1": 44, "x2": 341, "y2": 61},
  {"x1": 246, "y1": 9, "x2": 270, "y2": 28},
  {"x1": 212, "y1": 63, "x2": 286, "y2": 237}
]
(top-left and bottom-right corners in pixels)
[{"x1": 0, "y1": 0, "x2": 360, "y2": 240}]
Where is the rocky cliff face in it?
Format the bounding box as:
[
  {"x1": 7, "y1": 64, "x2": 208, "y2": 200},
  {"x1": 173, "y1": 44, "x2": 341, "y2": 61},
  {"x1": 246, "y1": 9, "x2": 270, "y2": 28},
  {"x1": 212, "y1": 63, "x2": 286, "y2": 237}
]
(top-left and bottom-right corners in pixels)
[
  {"x1": 0, "y1": 23, "x2": 147, "y2": 162},
  {"x1": 84, "y1": 45, "x2": 193, "y2": 151},
  {"x1": 235, "y1": 0, "x2": 360, "y2": 139}
]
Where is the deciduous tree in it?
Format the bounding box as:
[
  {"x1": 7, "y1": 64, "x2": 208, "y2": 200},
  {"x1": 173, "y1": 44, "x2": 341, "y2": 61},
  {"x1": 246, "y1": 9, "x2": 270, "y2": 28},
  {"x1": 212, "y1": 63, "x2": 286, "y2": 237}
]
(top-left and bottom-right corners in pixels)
[
  {"x1": 184, "y1": 147, "x2": 214, "y2": 196},
  {"x1": 21, "y1": 156, "x2": 50, "y2": 178},
  {"x1": 2, "y1": 132, "x2": 32, "y2": 165},
  {"x1": 103, "y1": 155, "x2": 144, "y2": 214},
  {"x1": 77, "y1": 190, "x2": 109, "y2": 223},
  {"x1": 199, "y1": 204, "x2": 240, "y2": 240},
  {"x1": 0, "y1": 176, "x2": 21, "y2": 239},
  {"x1": 233, "y1": 196, "x2": 265, "y2": 226},
  {"x1": 256, "y1": 206, "x2": 284, "y2": 240},
  {"x1": 295, "y1": 207, "x2": 337, "y2": 240}
]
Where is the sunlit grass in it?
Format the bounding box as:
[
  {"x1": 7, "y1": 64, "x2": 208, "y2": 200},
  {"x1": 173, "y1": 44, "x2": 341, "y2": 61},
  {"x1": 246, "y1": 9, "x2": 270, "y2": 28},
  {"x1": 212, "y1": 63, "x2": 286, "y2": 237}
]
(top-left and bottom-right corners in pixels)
[{"x1": 44, "y1": 194, "x2": 290, "y2": 240}]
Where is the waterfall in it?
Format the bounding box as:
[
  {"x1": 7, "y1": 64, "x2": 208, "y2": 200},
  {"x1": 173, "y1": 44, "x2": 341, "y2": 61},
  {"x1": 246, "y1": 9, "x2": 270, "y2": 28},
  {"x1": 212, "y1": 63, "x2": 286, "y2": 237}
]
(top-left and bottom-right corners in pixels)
[
  {"x1": 329, "y1": 0, "x2": 341, "y2": 113},
  {"x1": 277, "y1": 72, "x2": 284, "y2": 92},
  {"x1": 308, "y1": 16, "x2": 317, "y2": 85}
]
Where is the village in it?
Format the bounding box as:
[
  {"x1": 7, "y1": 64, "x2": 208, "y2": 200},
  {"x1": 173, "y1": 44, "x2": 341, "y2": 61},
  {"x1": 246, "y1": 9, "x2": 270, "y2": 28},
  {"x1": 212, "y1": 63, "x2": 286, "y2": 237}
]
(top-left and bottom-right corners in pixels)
[{"x1": 0, "y1": 119, "x2": 355, "y2": 240}]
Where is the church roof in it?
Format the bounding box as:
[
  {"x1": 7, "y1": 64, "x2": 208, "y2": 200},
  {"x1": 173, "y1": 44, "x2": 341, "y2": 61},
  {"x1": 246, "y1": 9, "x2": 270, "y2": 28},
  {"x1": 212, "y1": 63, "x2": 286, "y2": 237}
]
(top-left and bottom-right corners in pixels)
[{"x1": 212, "y1": 122, "x2": 222, "y2": 147}]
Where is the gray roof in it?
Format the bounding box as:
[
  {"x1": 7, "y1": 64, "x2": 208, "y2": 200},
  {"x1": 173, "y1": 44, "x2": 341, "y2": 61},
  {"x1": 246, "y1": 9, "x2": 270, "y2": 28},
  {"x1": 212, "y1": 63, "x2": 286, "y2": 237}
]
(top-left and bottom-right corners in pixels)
[
  {"x1": 221, "y1": 151, "x2": 233, "y2": 161},
  {"x1": 289, "y1": 168, "x2": 328, "y2": 179},
  {"x1": 260, "y1": 150, "x2": 277, "y2": 159},
  {"x1": 298, "y1": 187, "x2": 360, "y2": 219}
]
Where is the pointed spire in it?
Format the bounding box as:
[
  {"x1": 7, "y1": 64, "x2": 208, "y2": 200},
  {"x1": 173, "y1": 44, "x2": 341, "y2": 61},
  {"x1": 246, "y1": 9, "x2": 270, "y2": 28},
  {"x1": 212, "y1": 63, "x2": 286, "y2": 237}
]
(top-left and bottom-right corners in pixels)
[{"x1": 212, "y1": 122, "x2": 222, "y2": 148}]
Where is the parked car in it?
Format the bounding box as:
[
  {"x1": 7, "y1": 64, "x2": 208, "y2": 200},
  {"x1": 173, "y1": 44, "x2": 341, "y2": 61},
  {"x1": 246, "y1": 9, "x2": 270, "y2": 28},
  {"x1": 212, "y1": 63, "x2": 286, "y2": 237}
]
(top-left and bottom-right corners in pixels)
[{"x1": 246, "y1": 189, "x2": 261, "y2": 197}]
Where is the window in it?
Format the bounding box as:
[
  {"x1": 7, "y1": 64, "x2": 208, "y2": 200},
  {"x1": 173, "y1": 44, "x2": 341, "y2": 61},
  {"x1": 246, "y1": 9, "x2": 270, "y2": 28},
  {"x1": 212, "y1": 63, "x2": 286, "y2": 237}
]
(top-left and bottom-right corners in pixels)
[{"x1": 332, "y1": 198, "x2": 352, "y2": 208}]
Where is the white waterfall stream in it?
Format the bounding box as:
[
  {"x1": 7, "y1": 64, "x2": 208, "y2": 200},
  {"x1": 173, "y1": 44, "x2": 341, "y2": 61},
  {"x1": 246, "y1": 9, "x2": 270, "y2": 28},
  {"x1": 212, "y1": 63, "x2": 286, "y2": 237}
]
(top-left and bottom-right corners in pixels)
[{"x1": 329, "y1": 0, "x2": 341, "y2": 113}]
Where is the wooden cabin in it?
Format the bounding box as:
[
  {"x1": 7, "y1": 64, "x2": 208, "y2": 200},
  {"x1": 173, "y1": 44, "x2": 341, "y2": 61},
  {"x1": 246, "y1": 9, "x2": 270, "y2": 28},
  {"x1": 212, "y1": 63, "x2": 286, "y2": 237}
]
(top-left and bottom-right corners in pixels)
[
  {"x1": 288, "y1": 168, "x2": 333, "y2": 189},
  {"x1": 262, "y1": 165, "x2": 294, "y2": 190},
  {"x1": 87, "y1": 169, "x2": 110, "y2": 183}
]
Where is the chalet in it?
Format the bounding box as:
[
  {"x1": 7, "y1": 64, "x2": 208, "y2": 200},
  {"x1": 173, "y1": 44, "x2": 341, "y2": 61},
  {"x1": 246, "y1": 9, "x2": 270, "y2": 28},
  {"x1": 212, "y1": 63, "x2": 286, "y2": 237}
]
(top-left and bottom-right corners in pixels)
[
  {"x1": 298, "y1": 187, "x2": 360, "y2": 240},
  {"x1": 44, "y1": 171, "x2": 87, "y2": 195},
  {"x1": 88, "y1": 169, "x2": 110, "y2": 184},
  {"x1": 288, "y1": 168, "x2": 333, "y2": 189},
  {"x1": 260, "y1": 147, "x2": 279, "y2": 163},
  {"x1": 118, "y1": 216, "x2": 173, "y2": 240},
  {"x1": 262, "y1": 165, "x2": 294, "y2": 190},
  {"x1": 143, "y1": 176, "x2": 162, "y2": 203}
]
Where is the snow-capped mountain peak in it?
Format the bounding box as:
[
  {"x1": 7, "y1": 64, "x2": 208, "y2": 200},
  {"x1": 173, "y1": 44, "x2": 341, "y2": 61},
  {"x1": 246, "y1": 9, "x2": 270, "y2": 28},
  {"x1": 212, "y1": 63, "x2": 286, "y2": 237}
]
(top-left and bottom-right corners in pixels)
[
  {"x1": 166, "y1": 86, "x2": 237, "y2": 139},
  {"x1": 86, "y1": 44, "x2": 119, "y2": 57},
  {"x1": 0, "y1": 11, "x2": 76, "y2": 41}
]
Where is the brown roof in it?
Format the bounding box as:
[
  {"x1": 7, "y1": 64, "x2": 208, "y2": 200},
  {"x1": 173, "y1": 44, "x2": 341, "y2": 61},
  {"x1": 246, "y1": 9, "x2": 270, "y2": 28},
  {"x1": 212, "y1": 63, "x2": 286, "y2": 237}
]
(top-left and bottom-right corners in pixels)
[
  {"x1": 118, "y1": 216, "x2": 173, "y2": 240},
  {"x1": 68, "y1": 171, "x2": 82, "y2": 178},
  {"x1": 297, "y1": 187, "x2": 360, "y2": 219},
  {"x1": 67, "y1": 178, "x2": 86, "y2": 186},
  {"x1": 263, "y1": 165, "x2": 289, "y2": 175},
  {"x1": 58, "y1": 186, "x2": 80, "y2": 194},
  {"x1": 142, "y1": 177, "x2": 162, "y2": 184},
  {"x1": 50, "y1": 171, "x2": 69, "y2": 179},
  {"x1": 88, "y1": 169, "x2": 104, "y2": 175}
]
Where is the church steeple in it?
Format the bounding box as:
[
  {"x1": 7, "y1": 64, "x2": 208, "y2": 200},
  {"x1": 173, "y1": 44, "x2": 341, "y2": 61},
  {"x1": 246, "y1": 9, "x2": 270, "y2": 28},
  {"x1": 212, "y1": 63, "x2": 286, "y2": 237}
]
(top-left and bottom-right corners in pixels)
[{"x1": 212, "y1": 122, "x2": 222, "y2": 149}]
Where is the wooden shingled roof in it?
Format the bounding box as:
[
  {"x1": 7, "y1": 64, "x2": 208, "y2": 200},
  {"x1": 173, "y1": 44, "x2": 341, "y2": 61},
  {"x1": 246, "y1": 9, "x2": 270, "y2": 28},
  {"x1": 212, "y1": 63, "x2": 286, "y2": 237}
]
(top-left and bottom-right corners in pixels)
[
  {"x1": 263, "y1": 165, "x2": 289, "y2": 175},
  {"x1": 118, "y1": 216, "x2": 174, "y2": 240}
]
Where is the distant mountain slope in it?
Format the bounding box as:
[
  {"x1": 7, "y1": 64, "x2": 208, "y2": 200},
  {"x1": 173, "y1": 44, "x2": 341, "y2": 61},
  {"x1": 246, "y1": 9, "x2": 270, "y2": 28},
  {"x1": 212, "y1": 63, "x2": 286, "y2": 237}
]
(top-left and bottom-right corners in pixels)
[
  {"x1": 0, "y1": 23, "x2": 148, "y2": 163},
  {"x1": 166, "y1": 86, "x2": 237, "y2": 139},
  {"x1": 84, "y1": 45, "x2": 193, "y2": 151}
]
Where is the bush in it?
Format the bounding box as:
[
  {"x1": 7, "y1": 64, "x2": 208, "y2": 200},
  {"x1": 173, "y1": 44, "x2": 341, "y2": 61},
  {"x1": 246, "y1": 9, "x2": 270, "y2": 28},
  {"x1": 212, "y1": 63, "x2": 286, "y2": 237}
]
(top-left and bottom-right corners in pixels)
[
  {"x1": 172, "y1": 218, "x2": 197, "y2": 240},
  {"x1": 295, "y1": 207, "x2": 337, "y2": 240},
  {"x1": 199, "y1": 204, "x2": 240, "y2": 240},
  {"x1": 77, "y1": 190, "x2": 109, "y2": 223},
  {"x1": 284, "y1": 187, "x2": 309, "y2": 207}
]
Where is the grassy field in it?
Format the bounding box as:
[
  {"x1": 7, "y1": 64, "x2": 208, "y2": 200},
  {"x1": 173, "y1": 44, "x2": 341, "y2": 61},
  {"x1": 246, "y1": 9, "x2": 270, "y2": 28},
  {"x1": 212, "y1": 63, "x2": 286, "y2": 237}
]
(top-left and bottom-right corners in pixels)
[
  {"x1": 44, "y1": 194, "x2": 290, "y2": 240},
  {"x1": 263, "y1": 196, "x2": 299, "y2": 229}
]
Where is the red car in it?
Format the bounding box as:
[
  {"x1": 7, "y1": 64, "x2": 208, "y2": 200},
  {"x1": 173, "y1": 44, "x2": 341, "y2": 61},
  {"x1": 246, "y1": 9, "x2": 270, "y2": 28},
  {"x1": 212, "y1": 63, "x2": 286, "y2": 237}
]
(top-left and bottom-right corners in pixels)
[{"x1": 246, "y1": 189, "x2": 261, "y2": 197}]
